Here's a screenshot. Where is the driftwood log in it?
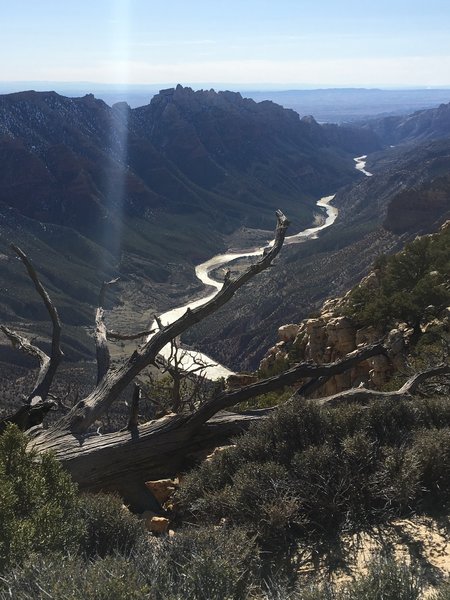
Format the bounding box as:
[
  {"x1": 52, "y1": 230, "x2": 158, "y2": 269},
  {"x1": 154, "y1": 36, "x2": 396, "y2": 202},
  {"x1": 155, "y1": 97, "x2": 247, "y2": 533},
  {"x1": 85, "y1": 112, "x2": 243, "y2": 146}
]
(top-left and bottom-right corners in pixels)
[{"x1": 1, "y1": 211, "x2": 448, "y2": 511}]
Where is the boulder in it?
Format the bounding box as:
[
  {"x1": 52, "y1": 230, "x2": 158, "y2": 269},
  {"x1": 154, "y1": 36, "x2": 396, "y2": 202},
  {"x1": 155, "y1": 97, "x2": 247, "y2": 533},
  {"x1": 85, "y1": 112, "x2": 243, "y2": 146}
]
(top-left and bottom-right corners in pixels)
[
  {"x1": 205, "y1": 445, "x2": 234, "y2": 462},
  {"x1": 325, "y1": 317, "x2": 356, "y2": 355},
  {"x1": 304, "y1": 318, "x2": 327, "y2": 362},
  {"x1": 147, "y1": 516, "x2": 170, "y2": 534},
  {"x1": 278, "y1": 323, "x2": 299, "y2": 342},
  {"x1": 145, "y1": 479, "x2": 177, "y2": 505}
]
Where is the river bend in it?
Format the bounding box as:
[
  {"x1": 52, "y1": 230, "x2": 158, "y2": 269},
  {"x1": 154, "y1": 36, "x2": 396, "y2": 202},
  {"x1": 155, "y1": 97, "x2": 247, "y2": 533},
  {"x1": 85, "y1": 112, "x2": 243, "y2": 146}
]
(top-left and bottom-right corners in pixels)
[
  {"x1": 151, "y1": 154, "x2": 371, "y2": 379},
  {"x1": 152, "y1": 195, "x2": 338, "y2": 379}
]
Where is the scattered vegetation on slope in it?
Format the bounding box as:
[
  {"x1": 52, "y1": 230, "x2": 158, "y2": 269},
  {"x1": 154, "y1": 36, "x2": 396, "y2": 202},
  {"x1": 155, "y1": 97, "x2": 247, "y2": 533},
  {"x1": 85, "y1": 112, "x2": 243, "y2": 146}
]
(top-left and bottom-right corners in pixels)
[
  {"x1": 1, "y1": 409, "x2": 450, "y2": 598},
  {"x1": 344, "y1": 223, "x2": 450, "y2": 332}
]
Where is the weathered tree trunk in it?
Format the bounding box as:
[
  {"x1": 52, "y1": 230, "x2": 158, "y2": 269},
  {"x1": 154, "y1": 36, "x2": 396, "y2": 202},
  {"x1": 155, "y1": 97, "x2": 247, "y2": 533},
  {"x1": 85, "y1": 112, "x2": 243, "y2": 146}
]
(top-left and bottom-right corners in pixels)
[
  {"x1": 27, "y1": 362, "x2": 448, "y2": 509},
  {"x1": 1, "y1": 244, "x2": 63, "y2": 405},
  {"x1": 2, "y1": 212, "x2": 448, "y2": 512}
]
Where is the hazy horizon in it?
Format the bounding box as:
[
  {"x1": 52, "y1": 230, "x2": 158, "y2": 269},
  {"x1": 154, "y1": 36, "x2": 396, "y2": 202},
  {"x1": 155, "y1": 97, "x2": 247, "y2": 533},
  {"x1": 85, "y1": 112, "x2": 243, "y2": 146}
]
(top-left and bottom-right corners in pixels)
[{"x1": 2, "y1": 81, "x2": 450, "y2": 92}]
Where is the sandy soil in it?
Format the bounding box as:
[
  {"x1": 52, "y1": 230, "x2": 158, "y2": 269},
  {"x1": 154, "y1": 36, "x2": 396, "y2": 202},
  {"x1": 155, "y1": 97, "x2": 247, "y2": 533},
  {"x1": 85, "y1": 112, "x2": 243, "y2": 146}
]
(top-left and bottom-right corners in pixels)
[{"x1": 298, "y1": 515, "x2": 449, "y2": 596}]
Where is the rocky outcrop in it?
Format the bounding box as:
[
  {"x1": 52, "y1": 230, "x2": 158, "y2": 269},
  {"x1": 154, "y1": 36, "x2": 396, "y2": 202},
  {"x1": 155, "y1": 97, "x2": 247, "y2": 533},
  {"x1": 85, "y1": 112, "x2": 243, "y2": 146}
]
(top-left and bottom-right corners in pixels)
[{"x1": 259, "y1": 270, "x2": 417, "y2": 396}]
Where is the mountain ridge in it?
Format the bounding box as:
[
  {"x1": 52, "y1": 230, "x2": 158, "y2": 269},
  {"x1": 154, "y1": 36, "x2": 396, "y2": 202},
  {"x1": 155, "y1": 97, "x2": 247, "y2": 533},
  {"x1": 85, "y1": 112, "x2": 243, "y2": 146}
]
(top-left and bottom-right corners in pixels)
[
  {"x1": 0, "y1": 85, "x2": 377, "y2": 360},
  {"x1": 0, "y1": 87, "x2": 449, "y2": 367}
]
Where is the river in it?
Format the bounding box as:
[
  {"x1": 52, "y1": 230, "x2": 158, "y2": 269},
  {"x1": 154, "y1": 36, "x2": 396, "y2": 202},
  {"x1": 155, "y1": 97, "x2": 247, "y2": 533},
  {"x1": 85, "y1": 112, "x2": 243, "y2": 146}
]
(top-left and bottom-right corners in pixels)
[
  {"x1": 151, "y1": 195, "x2": 338, "y2": 379},
  {"x1": 151, "y1": 155, "x2": 371, "y2": 379},
  {"x1": 354, "y1": 155, "x2": 373, "y2": 177}
]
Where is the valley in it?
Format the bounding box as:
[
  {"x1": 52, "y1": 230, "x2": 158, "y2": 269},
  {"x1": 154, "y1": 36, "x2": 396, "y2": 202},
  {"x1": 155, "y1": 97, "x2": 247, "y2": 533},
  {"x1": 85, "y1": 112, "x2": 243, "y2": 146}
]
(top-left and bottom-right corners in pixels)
[
  {"x1": 3, "y1": 3, "x2": 450, "y2": 597},
  {"x1": 0, "y1": 87, "x2": 449, "y2": 379},
  {"x1": 153, "y1": 194, "x2": 338, "y2": 379}
]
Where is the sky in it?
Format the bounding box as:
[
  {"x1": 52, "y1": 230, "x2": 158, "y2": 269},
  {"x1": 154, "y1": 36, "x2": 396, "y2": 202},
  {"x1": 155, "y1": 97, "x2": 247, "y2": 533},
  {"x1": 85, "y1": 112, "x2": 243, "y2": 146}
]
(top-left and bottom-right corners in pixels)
[{"x1": 2, "y1": 0, "x2": 450, "y2": 88}]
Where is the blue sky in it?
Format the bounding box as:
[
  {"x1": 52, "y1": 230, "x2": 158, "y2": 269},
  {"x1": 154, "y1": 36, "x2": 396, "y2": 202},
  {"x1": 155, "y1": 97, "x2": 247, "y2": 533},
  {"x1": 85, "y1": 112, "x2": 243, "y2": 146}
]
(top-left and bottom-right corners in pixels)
[{"x1": 2, "y1": 0, "x2": 450, "y2": 87}]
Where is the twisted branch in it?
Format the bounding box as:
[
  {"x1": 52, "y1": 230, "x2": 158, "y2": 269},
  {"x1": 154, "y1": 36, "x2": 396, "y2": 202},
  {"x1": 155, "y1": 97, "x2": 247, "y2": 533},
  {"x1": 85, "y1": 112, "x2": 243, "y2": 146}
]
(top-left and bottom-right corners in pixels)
[{"x1": 1, "y1": 245, "x2": 63, "y2": 404}]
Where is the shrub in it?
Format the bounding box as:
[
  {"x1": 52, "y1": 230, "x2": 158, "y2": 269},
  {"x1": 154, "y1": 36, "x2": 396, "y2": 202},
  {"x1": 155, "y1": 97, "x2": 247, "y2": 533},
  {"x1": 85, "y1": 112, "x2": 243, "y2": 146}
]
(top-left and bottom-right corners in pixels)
[
  {"x1": 340, "y1": 554, "x2": 422, "y2": 600},
  {"x1": 0, "y1": 553, "x2": 149, "y2": 600},
  {"x1": 78, "y1": 492, "x2": 144, "y2": 558},
  {"x1": 344, "y1": 226, "x2": 450, "y2": 330},
  {"x1": 413, "y1": 428, "x2": 450, "y2": 502},
  {"x1": 0, "y1": 525, "x2": 258, "y2": 600},
  {"x1": 134, "y1": 525, "x2": 258, "y2": 600},
  {"x1": 0, "y1": 425, "x2": 83, "y2": 572},
  {"x1": 178, "y1": 397, "x2": 450, "y2": 553}
]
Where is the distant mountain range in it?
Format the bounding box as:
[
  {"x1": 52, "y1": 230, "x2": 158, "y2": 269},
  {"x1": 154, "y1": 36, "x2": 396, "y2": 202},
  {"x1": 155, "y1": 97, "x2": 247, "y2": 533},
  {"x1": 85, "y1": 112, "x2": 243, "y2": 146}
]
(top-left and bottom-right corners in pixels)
[
  {"x1": 0, "y1": 85, "x2": 377, "y2": 360},
  {"x1": 1, "y1": 83, "x2": 449, "y2": 123}
]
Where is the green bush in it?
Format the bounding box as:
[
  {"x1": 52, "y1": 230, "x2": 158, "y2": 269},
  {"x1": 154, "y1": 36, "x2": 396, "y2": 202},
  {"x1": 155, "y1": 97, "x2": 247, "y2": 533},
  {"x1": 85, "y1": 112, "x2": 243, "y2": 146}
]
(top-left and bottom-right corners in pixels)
[
  {"x1": 136, "y1": 526, "x2": 258, "y2": 600},
  {"x1": 413, "y1": 428, "x2": 450, "y2": 502},
  {"x1": 344, "y1": 225, "x2": 450, "y2": 330},
  {"x1": 178, "y1": 397, "x2": 450, "y2": 551},
  {"x1": 0, "y1": 526, "x2": 258, "y2": 600},
  {"x1": 78, "y1": 492, "x2": 144, "y2": 558},
  {"x1": 0, "y1": 425, "x2": 83, "y2": 572},
  {"x1": 0, "y1": 553, "x2": 149, "y2": 600},
  {"x1": 260, "y1": 555, "x2": 424, "y2": 600},
  {"x1": 340, "y1": 554, "x2": 422, "y2": 600}
]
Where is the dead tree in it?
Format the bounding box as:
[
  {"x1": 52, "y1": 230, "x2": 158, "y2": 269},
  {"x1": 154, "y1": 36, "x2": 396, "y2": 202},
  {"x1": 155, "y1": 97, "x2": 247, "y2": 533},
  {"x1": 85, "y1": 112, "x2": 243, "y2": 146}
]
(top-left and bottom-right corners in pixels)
[
  {"x1": 0, "y1": 245, "x2": 63, "y2": 406},
  {"x1": 1, "y1": 212, "x2": 448, "y2": 511},
  {"x1": 149, "y1": 335, "x2": 215, "y2": 415}
]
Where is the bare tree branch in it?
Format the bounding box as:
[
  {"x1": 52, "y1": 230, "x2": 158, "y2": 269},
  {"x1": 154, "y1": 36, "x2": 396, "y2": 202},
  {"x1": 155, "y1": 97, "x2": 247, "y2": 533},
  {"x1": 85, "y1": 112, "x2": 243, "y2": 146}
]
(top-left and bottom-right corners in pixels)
[
  {"x1": 187, "y1": 342, "x2": 387, "y2": 426},
  {"x1": 315, "y1": 363, "x2": 450, "y2": 407},
  {"x1": 0, "y1": 326, "x2": 49, "y2": 368},
  {"x1": 95, "y1": 278, "x2": 119, "y2": 384},
  {"x1": 1, "y1": 245, "x2": 63, "y2": 404},
  {"x1": 55, "y1": 210, "x2": 290, "y2": 434}
]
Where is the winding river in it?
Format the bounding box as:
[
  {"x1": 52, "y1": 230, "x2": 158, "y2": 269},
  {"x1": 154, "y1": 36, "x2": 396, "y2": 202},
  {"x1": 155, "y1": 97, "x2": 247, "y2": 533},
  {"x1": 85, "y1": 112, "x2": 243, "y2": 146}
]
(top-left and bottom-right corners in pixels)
[
  {"x1": 151, "y1": 196, "x2": 337, "y2": 379},
  {"x1": 151, "y1": 155, "x2": 371, "y2": 379},
  {"x1": 354, "y1": 155, "x2": 373, "y2": 177}
]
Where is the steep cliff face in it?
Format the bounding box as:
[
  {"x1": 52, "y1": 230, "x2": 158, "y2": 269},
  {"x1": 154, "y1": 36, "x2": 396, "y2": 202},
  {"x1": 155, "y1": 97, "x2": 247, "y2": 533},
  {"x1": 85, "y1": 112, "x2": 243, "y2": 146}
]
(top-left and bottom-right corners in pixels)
[
  {"x1": 0, "y1": 87, "x2": 376, "y2": 255},
  {"x1": 0, "y1": 91, "x2": 166, "y2": 240},
  {"x1": 130, "y1": 86, "x2": 375, "y2": 230}
]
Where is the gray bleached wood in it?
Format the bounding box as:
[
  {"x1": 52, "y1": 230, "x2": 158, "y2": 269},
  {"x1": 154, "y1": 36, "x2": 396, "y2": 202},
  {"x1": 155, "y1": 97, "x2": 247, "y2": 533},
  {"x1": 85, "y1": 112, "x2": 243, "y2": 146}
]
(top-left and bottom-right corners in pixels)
[{"x1": 0, "y1": 244, "x2": 63, "y2": 406}]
